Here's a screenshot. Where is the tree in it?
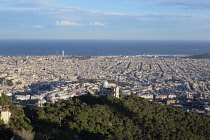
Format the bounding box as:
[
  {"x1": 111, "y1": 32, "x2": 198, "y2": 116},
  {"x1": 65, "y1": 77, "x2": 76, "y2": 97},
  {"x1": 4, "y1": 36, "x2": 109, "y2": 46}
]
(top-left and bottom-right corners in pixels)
[{"x1": 14, "y1": 128, "x2": 34, "y2": 140}]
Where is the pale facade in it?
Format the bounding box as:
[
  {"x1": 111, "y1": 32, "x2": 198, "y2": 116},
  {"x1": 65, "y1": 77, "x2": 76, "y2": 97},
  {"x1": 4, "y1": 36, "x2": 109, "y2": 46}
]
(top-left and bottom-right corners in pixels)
[{"x1": 0, "y1": 109, "x2": 11, "y2": 124}]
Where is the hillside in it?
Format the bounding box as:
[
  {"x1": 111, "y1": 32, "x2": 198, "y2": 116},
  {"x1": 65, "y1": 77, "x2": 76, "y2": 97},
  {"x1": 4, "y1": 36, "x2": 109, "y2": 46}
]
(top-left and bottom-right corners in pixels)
[
  {"x1": 0, "y1": 93, "x2": 33, "y2": 140},
  {"x1": 183, "y1": 53, "x2": 210, "y2": 59},
  {"x1": 1, "y1": 93, "x2": 210, "y2": 140},
  {"x1": 23, "y1": 94, "x2": 210, "y2": 140}
]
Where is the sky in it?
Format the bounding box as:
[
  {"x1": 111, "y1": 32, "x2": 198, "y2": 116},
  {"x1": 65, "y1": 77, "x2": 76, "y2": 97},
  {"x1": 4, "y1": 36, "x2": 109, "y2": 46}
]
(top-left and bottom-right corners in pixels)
[{"x1": 0, "y1": 0, "x2": 210, "y2": 40}]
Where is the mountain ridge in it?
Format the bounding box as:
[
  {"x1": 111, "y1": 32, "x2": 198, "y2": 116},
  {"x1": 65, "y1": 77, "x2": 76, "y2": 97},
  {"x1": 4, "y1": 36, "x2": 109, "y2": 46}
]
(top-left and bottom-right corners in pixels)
[{"x1": 183, "y1": 53, "x2": 210, "y2": 59}]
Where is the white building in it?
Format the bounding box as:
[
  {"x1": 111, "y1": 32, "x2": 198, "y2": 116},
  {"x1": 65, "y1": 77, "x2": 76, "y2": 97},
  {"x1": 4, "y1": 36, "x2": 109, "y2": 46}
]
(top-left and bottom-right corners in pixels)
[
  {"x1": 62, "y1": 50, "x2": 65, "y2": 57},
  {"x1": 138, "y1": 93, "x2": 154, "y2": 100},
  {"x1": 0, "y1": 109, "x2": 11, "y2": 124},
  {"x1": 15, "y1": 95, "x2": 30, "y2": 100},
  {"x1": 99, "y1": 80, "x2": 119, "y2": 98}
]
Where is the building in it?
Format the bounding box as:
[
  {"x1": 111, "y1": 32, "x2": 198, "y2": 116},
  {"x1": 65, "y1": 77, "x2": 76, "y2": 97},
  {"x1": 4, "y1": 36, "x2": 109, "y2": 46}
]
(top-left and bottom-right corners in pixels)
[
  {"x1": 99, "y1": 80, "x2": 119, "y2": 98},
  {"x1": 56, "y1": 50, "x2": 59, "y2": 57},
  {"x1": 62, "y1": 50, "x2": 65, "y2": 57},
  {"x1": 0, "y1": 109, "x2": 11, "y2": 124},
  {"x1": 203, "y1": 105, "x2": 210, "y2": 112},
  {"x1": 166, "y1": 99, "x2": 180, "y2": 105},
  {"x1": 138, "y1": 93, "x2": 154, "y2": 100},
  {"x1": 154, "y1": 94, "x2": 168, "y2": 101}
]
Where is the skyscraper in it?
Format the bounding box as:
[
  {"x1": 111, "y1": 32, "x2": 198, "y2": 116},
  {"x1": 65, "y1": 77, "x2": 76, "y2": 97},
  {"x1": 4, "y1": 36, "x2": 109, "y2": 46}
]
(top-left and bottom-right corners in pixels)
[
  {"x1": 62, "y1": 50, "x2": 65, "y2": 57},
  {"x1": 56, "y1": 50, "x2": 58, "y2": 57}
]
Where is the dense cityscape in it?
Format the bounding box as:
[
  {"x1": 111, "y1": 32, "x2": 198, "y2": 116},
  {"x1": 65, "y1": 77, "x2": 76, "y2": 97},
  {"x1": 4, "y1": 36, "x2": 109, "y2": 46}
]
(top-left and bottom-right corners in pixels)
[
  {"x1": 0, "y1": 54, "x2": 210, "y2": 114},
  {"x1": 1, "y1": 0, "x2": 210, "y2": 139}
]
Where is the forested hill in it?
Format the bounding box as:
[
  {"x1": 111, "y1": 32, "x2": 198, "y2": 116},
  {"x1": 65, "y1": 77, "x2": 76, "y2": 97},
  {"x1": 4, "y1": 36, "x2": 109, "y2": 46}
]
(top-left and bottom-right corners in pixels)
[
  {"x1": 183, "y1": 53, "x2": 210, "y2": 59},
  {"x1": 0, "y1": 94, "x2": 33, "y2": 140},
  {"x1": 23, "y1": 94, "x2": 210, "y2": 140}
]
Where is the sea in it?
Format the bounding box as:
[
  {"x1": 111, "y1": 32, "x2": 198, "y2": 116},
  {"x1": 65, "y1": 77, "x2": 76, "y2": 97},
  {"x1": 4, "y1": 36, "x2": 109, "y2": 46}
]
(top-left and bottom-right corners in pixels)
[{"x1": 0, "y1": 40, "x2": 209, "y2": 56}]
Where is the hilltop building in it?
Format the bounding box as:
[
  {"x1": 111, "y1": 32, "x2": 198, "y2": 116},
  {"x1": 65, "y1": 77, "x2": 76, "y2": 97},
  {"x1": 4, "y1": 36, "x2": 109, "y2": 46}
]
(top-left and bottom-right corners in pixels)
[
  {"x1": 99, "y1": 80, "x2": 119, "y2": 98},
  {"x1": 0, "y1": 109, "x2": 11, "y2": 124}
]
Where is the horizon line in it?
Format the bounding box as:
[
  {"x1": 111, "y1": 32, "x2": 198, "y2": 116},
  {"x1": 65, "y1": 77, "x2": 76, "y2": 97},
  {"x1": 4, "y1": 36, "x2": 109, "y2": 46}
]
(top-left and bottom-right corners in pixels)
[{"x1": 0, "y1": 39, "x2": 210, "y2": 41}]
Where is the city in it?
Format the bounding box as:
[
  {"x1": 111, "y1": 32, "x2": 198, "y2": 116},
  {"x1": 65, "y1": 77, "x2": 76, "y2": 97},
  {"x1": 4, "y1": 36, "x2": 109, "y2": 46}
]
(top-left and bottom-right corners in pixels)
[
  {"x1": 1, "y1": 0, "x2": 210, "y2": 139},
  {"x1": 0, "y1": 55, "x2": 210, "y2": 114}
]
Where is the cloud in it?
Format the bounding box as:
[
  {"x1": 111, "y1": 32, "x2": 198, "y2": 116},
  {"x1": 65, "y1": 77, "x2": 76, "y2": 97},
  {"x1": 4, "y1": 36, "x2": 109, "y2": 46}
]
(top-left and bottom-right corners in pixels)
[
  {"x1": 0, "y1": 0, "x2": 58, "y2": 7},
  {"x1": 1, "y1": 0, "x2": 210, "y2": 30},
  {"x1": 56, "y1": 21, "x2": 82, "y2": 26},
  {"x1": 104, "y1": 12, "x2": 145, "y2": 16},
  {"x1": 158, "y1": 2, "x2": 210, "y2": 9},
  {"x1": 0, "y1": 0, "x2": 99, "y2": 22},
  {"x1": 90, "y1": 22, "x2": 106, "y2": 26},
  {"x1": 56, "y1": 21, "x2": 107, "y2": 26},
  {"x1": 147, "y1": 13, "x2": 208, "y2": 18},
  {"x1": 1, "y1": 0, "x2": 209, "y2": 21},
  {"x1": 33, "y1": 25, "x2": 44, "y2": 28},
  {"x1": 104, "y1": 12, "x2": 209, "y2": 20}
]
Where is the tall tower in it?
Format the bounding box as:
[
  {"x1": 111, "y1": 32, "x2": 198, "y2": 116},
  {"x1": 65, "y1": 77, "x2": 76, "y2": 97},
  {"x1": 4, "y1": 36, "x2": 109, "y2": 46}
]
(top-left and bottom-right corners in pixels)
[
  {"x1": 2, "y1": 78, "x2": 6, "y2": 94},
  {"x1": 114, "y1": 86, "x2": 120, "y2": 98},
  {"x1": 56, "y1": 50, "x2": 58, "y2": 57},
  {"x1": 62, "y1": 50, "x2": 65, "y2": 57}
]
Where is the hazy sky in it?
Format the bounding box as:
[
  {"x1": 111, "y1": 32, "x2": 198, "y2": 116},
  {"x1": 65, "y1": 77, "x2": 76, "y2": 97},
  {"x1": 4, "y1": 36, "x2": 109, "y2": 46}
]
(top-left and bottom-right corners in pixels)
[{"x1": 0, "y1": 0, "x2": 210, "y2": 40}]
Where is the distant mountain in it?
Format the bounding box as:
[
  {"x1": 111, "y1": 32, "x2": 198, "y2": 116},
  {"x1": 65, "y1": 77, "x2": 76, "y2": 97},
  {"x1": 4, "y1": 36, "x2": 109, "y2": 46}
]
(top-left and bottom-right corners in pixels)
[{"x1": 183, "y1": 53, "x2": 210, "y2": 59}]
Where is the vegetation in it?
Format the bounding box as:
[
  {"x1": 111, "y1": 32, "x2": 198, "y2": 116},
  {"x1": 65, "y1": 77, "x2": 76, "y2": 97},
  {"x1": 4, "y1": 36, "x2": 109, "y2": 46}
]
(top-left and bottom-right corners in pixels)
[
  {"x1": 108, "y1": 80, "x2": 133, "y2": 87},
  {"x1": 0, "y1": 93, "x2": 12, "y2": 107},
  {"x1": 0, "y1": 94, "x2": 33, "y2": 140},
  {"x1": 183, "y1": 53, "x2": 210, "y2": 59},
  {"x1": 25, "y1": 94, "x2": 210, "y2": 140},
  {"x1": 1, "y1": 93, "x2": 210, "y2": 140}
]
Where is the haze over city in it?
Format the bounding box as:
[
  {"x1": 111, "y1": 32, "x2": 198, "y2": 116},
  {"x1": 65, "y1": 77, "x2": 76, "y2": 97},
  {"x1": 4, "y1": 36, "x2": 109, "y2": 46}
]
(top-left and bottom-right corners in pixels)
[{"x1": 1, "y1": 0, "x2": 210, "y2": 40}]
